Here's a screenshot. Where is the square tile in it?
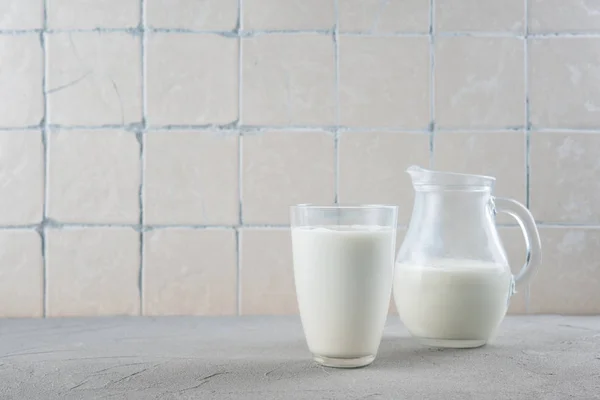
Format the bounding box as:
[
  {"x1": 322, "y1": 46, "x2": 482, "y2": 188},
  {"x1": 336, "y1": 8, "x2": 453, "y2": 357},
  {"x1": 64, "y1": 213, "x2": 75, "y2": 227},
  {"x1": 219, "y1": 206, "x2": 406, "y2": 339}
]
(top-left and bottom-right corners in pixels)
[
  {"x1": 0, "y1": 0, "x2": 43, "y2": 29},
  {"x1": 530, "y1": 0, "x2": 600, "y2": 33},
  {"x1": 242, "y1": 34, "x2": 335, "y2": 126},
  {"x1": 436, "y1": 0, "x2": 524, "y2": 32},
  {"x1": 498, "y1": 227, "x2": 529, "y2": 314},
  {"x1": 338, "y1": 132, "x2": 430, "y2": 225},
  {"x1": 339, "y1": 0, "x2": 430, "y2": 33},
  {"x1": 0, "y1": 132, "x2": 44, "y2": 225},
  {"x1": 147, "y1": 0, "x2": 237, "y2": 30},
  {"x1": 242, "y1": 130, "x2": 335, "y2": 224},
  {"x1": 47, "y1": 32, "x2": 142, "y2": 125},
  {"x1": 240, "y1": 228, "x2": 297, "y2": 315},
  {"x1": 0, "y1": 34, "x2": 43, "y2": 127},
  {"x1": 144, "y1": 131, "x2": 239, "y2": 225},
  {"x1": 0, "y1": 231, "x2": 43, "y2": 318},
  {"x1": 244, "y1": 0, "x2": 334, "y2": 30},
  {"x1": 435, "y1": 37, "x2": 525, "y2": 129},
  {"x1": 530, "y1": 132, "x2": 600, "y2": 224},
  {"x1": 433, "y1": 131, "x2": 526, "y2": 224},
  {"x1": 529, "y1": 38, "x2": 600, "y2": 129},
  {"x1": 48, "y1": 129, "x2": 140, "y2": 224},
  {"x1": 147, "y1": 33, "x2": 238, "y2": 126},
  {"x1": 143, "y1": 228, "x2": 237, "y2": 316},
  {"x1": 339, "y1": 36, "x2": 429, "y2": 128},
  {"x1": 529, "y1": 228, "x2": 600, "y2": 314},
  {"x1": 46, "y1": 228, "x2": 140, "y2": 317},
  {"x1": 48, "y1": 0, "x2": 139, "y2": 29}
]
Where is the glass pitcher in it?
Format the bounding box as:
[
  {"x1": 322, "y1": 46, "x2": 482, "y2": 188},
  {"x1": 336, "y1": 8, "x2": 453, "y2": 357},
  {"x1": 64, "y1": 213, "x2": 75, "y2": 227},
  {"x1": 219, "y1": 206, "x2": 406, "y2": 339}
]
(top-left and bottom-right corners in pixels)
[{"x1": 394, "y1": 166, "x2": 541, "y2": 348}]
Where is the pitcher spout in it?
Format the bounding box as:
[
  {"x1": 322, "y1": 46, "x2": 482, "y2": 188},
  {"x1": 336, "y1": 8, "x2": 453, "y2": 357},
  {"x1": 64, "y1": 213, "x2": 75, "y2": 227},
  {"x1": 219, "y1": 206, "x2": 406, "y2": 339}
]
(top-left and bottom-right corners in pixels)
[{"x1": 406, "y1": 165, "x2": 495, "y2": 190}]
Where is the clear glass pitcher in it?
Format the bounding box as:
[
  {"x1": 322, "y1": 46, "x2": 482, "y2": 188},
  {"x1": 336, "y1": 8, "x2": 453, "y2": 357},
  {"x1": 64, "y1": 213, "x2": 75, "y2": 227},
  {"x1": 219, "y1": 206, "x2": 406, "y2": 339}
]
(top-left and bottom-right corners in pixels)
[{"x1": 394, "y1": 166, "x2": 542, "y2": 348}]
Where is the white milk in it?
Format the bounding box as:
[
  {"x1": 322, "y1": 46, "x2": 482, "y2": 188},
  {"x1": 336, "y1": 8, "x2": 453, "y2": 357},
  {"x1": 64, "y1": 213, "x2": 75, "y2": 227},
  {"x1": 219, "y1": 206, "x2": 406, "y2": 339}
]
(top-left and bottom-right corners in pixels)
[
  {"x1": 394, "y1": 259, "x2": 512, "y2": 342},
  {"x1": 292, "y1": 225, "x2": 395, "y2": 359}
]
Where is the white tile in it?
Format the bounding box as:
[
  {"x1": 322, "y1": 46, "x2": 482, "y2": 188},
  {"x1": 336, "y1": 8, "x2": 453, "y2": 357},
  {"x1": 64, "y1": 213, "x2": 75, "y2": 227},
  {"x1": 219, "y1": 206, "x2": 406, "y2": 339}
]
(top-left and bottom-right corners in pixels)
[
  {"x1": 244, "y1": 0, "x2": 334, "y2": 30},
  {"x1": 0, "y1": 34, "x2": 43, "y2": 127},
  {"x1": 338, "y1": 132, "x2": 430, "y2": 225},
  {"x1": 433, "y1": 131, "x2": 526, "y2": 224},
  {"x1": 529, "y1": 38, "x2": 600, "y2": 129},
  {"x1": 436, "y1": 0, "x2": 524, "y2": 32},
  {"x1": 46, "y1": 228, "x2": 140, "y2": 317},
  {"x1": 242, "y1": 130, "x2": 334, "y2": 224},
  {"x1": 48, "y1": 0, "x2": 139, "y2": 29},
  {"x1": 339, "y1": 0, "x2": 429, "y2": 33},
  {"x1": 242, "y1": 34, "x2": 335, "y2": 125},
  {"x1": 48, "y1": 129, "x2": 140, "y2": 224},
  {"x1": 240, "y1": 228, "x2": 298, "y2": 315},
  {"x1": 530, "y1": 228, "x2": 600, "y2": 314},
  {"x1": 530, "y1": 0, "x2": 600, "y2": 33},
  {"x1": 147, "y1": 0, "x2": 238, "y2": 30},
  {"x1": 530, "y1": 132, "x2": 600, "y2": 224},
  {"x1": 47, "y1": 32, "x2": 142, "y2": 125},
  {"x1": 0, "y1": 0, "x2": 43, "y2": 29},
  {"x1": 147, "y1": 33, "x2": 238, "y2": 126},
  {"x1": 144, "y1": 131, "x2": 239, "y2": 225},
  {"x1": 143, "y1": 228, "x2": 237, "y2": 316},
  {"x1": 436, "y1": 37, "x2": 525, "y2": 129},
  {"x1": 0, "y1": 132, "x2": 44, "y2": 225},
  {"x1": 339, "y1": 36, "x2": 430, "y2": 128},
  {"x1": 0, "y1": 231, "x2": 43, "y2": 318}
]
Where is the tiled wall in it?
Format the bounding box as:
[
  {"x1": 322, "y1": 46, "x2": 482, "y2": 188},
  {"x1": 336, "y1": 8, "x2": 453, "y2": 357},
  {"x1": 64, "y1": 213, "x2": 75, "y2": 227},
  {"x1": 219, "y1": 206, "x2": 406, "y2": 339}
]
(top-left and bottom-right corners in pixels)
[{"x1": 0, "y1": 0, "x2": 599, "y2": 317}]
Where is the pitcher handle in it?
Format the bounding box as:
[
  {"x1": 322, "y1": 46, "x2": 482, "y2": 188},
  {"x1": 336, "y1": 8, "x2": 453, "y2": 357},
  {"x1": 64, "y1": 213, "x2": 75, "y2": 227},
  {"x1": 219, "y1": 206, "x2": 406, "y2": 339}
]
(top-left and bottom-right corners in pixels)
[{"x1": 494, "y1": 197, "x2": 542, "y2": 288}]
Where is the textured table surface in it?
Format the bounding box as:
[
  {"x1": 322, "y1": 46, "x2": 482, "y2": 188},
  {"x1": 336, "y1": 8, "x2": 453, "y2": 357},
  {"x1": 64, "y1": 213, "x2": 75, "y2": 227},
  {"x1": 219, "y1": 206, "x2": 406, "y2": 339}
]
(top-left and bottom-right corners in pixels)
[{"x1": 0, "y1": 316, "x2": 599, "y2": 399}]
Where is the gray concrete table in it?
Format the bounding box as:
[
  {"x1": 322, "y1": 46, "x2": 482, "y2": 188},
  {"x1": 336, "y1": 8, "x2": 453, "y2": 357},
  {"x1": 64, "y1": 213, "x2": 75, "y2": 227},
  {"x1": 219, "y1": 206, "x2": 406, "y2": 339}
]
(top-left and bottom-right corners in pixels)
[{"x1": 0, "y1": 316, "x2": 599, "y2": 399}]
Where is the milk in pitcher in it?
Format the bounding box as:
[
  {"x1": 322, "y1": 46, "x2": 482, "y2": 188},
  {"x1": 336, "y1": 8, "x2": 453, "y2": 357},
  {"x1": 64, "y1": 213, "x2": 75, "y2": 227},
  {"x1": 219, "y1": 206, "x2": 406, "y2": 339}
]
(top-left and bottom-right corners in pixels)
[{"x1": 394, "y1": 258, "x2": 513, "y2": 347}]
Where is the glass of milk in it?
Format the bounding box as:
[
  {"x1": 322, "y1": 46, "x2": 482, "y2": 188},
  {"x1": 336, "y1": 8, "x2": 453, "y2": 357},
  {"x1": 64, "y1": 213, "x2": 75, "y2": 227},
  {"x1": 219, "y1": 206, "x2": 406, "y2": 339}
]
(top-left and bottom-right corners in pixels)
[
  {"x1": 290, "y1": 204, "x2": 398, "y2": 368},
  {"x1": 394, "y1": 166, "x2": 542, "y2": 349}
]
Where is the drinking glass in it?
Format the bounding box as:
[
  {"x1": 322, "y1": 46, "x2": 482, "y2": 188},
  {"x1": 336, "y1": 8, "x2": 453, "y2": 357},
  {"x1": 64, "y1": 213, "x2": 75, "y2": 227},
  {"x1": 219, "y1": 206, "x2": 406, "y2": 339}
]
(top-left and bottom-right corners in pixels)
[{"x1": 290, "y1": 204, "x2": 398, "y2": 368}]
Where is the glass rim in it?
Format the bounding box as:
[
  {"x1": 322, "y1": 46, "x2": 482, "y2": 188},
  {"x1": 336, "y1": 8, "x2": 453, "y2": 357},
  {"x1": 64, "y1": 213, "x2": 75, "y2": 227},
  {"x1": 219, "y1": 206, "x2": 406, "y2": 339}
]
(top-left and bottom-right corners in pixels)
[{"x1": 291, "y1": 203, "x2": 398, "y2": 210}]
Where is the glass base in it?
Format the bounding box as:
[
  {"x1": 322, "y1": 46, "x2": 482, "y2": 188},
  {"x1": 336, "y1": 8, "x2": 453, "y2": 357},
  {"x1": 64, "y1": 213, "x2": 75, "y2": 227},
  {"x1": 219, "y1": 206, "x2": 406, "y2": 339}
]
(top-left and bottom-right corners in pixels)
[
  {"x1": 418, "y1": 338, "x2": 487, "y2": 349},
  {"x1": 313, "y1": 354, "x2": 375, "y2": 368}
]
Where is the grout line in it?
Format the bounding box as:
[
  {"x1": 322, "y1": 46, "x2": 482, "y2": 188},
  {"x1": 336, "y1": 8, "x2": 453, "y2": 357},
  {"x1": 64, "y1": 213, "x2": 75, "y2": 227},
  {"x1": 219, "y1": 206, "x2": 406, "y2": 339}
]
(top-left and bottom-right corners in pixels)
[
  {"x1": 435, "y1": 127, "x2": 526, "y2": 133},
  {"x1": 524, "y1": 0, "x2": 531, "y2": 313},
  {"x1": 145, "y1": 224, "x2": 289, "y2": 230},
  {"x1": 333, "y1": 0, "x2": 340, "y2": 204},
  {"x1": 528, "y1": 32, "x2": 600, "y2": 38},
  {"x1": 46, "y1": 222, "x2": 143, "y2": 229},
  {"x1": 3, "y1": 124, "x2": 600, "y2": 134},
  {"x1": 525, "y1": 283, "x2": 531, "y2": 314},
  {"x1": 138, "y1": 0, "x2": 147, "y2": 316},
  {"x1": 236, "y1": 227, "x2": 242, "y2": 316},
  {"x1": 236, "y1": 0, "x2": 244, "y2": 316},
  {"x1": 0, "y1": 29, "x2": 44, "y2": 35},
  {"x1": 41, "y1": 28, "x2": 141, "y2": 34},
  {"x1": 341, "y1": 32, "x2": 428, "y2": 37},
  {"x1": 47, "y1": 123, "x2": 144, "y2": 131},
  {"x1": 437, "y1": 31, "x2": 523, "y2": 38},
  {"x1": 524, "y1": 0, "x2": 531, "y2": 209},
  {"x1": 428, "y1": 0, "x2": 435, "y2": 168},
  {"x1": 0, "y1": 125, "x2": 45, "y2": 131},
  {"x1": 41, "y1": 0, "x2": 50, "y2": 318},
  {"x1": 151, "y1": 28, "x2": 334, "y2": 37},
  {"x1": 530, "y1": 128, "x2": 600, "y2": 134},
  {"x1": 4, "y1": 28, "x2": 600, "y2": 38},
  {"x1": 1, "y1": 222, "x2": 599, "y2": 230},
  {"x1": 534, "y1": 223, "x2": 600, "y2": 228},
  {"x1": 1, "y1": 224, "x2": 42, "y2": 230}
]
